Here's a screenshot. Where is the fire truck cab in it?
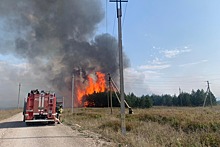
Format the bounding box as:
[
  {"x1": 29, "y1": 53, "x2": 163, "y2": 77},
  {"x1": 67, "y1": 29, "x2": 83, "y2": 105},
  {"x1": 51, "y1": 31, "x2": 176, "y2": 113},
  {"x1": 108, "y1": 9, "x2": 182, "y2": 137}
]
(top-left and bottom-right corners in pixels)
[{"x1": 23, "y1": 89, "x2": 57, "y2": 125}]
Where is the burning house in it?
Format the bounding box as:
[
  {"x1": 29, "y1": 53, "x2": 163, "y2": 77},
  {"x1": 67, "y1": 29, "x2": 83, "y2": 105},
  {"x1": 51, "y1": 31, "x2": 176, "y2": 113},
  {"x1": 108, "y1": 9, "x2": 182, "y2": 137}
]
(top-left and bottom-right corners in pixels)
[{"x1": 73, "y1": 68, "x2": 107, "y2": 107}]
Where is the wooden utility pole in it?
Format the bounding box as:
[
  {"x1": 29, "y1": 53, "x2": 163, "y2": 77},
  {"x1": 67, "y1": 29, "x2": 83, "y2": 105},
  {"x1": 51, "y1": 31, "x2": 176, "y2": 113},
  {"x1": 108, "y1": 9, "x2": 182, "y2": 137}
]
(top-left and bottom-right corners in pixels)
[
  {"x1": 108, "y1": 74, "x2": 113, "y2": 114},
  {"x1": 110, "y1": 0, "x2": 128, "y2": 136},
  {"x1": 72, "y1": 75, "x2": 74, "y2": 113},
  {"x1": 63, "y1": 97, "x2": 65, "y2": 108},
  {"x1": 17, "y1": 83, "x2": 21, "y2": 109},
  {"x1": 107, "y1": 73, "x2": 110, "y2": 109}
]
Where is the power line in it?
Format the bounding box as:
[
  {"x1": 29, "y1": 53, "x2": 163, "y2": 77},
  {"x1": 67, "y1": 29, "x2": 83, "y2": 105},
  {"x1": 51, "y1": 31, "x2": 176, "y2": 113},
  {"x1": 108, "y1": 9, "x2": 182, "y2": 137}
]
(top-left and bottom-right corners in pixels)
[
  {"x1": 122, "y1": 2, "x2": 128, "y2": 27},
  {"x1": 112, "y1": 10, "x2": 116, "y2": 36},
  {"x1": 124, "y1": 74, "x2": 220, "y2": 79},
  {"x1": 106, "y1": 0, "x2": 108, "y2": 34},
  {"x1": 124, "y1": 81, "x2": 209, "y2": 84}
]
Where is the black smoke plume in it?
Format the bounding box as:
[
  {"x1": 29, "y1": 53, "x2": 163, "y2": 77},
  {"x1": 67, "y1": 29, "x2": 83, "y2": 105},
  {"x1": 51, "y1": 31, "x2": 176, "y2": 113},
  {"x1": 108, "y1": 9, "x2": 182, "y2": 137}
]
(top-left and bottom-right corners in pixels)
[{"x1": 0, "y1": 0, "x2": 130, "y2": 107}]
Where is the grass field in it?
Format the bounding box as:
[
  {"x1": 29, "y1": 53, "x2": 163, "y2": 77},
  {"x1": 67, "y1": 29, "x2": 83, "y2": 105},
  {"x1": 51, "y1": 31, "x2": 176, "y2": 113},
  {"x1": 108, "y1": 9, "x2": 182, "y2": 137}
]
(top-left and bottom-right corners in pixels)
[
  {"x1": 0, "y1": 109, "x2": 21, "y2": 121},
  {"x1": 62, "y1": 106, "x2": 220, "y2": 147}
]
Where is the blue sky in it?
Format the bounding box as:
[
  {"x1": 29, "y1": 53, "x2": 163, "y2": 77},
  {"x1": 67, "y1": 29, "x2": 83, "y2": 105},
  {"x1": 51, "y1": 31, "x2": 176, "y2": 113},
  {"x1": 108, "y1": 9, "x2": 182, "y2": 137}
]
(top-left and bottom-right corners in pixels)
[
  {"x1": 0, "y1": 0, "x2": 220, "y2": 108},
  {"x1": 98, "y1": 0, "x2": 220, "y2": 98}
]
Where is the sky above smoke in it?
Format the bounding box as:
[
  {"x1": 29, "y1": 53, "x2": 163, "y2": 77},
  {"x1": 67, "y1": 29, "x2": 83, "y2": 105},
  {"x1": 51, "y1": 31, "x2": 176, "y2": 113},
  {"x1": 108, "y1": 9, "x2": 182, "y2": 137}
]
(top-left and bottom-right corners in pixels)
[{"x1": 0, "y1": 0, "x2": 129, "y2": 108}]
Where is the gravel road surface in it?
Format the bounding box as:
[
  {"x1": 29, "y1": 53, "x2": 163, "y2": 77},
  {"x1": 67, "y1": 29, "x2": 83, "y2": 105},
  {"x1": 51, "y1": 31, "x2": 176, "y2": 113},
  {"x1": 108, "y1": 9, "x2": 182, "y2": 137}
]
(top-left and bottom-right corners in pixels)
[{"x1": 0, "y1": 113, "x2": 114, "y2": 147}]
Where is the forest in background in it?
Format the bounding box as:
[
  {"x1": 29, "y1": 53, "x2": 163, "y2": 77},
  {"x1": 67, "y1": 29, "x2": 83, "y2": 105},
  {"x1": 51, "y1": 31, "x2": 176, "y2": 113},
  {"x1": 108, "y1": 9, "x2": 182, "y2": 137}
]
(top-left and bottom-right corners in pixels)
[{"x1": 84, "y1": 89, "x2": 217, "y2": 108}]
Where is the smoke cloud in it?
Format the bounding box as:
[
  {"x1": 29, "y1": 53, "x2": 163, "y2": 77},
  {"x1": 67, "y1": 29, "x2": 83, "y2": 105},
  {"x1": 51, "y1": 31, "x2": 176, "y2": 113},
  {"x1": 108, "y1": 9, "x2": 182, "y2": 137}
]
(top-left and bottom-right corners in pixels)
[{"x1": 0, "y1": 0, "x2": 130, "y2": 107}]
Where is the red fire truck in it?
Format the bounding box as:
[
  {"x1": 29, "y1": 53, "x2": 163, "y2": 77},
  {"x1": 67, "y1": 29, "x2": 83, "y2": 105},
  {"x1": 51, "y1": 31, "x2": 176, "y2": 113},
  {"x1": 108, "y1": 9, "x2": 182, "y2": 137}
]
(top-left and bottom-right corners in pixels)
[{"x1": 23, "y1": 89, "x2": 57, "y2": 125}]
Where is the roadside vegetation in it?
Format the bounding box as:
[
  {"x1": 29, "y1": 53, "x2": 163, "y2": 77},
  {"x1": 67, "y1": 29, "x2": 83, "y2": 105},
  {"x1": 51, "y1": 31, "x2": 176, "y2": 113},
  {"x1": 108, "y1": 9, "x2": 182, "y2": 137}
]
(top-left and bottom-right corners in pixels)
[
  {"x1": 0, "y1": 109, "x2": 21, "y2": 121},
  {"x1": 63, "y1": 106, "x2": 220, "y2": 147}
]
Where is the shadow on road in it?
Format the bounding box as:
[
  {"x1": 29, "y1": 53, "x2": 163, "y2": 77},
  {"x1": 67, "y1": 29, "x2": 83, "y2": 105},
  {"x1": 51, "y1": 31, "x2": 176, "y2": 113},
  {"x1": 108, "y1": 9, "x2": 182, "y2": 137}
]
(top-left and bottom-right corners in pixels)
[
  {"x1": 0, "y1": 121, "x2": 55, "y2": 129},
  {"x1": 0, "y1": 121, "x2": 26, "y2": 129}
]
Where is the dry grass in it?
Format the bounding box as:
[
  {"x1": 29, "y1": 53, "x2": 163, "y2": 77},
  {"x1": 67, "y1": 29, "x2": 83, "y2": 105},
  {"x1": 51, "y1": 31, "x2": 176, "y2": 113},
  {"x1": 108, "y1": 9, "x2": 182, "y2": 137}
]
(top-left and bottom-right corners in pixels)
[
  {"x1": 0, "y1": 109, "x2": 21, "y2": 121},
  {"x1": 62, "y1": 106, "x2": 220, "y2": 147}
]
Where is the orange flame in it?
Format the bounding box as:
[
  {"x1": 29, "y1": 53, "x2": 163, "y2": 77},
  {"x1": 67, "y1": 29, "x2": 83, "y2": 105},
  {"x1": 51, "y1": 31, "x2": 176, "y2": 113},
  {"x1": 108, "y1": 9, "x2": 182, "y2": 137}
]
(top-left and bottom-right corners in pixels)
[{"x1": 76, "y1": 72, "x2": 106, "y2": 107}]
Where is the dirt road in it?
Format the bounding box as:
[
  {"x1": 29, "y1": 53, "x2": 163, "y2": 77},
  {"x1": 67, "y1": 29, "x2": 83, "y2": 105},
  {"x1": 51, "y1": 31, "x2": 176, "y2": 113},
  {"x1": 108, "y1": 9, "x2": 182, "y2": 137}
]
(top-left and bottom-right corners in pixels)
[{"x1": 0, "y1": 113, "x2": 114, "y2": 147}]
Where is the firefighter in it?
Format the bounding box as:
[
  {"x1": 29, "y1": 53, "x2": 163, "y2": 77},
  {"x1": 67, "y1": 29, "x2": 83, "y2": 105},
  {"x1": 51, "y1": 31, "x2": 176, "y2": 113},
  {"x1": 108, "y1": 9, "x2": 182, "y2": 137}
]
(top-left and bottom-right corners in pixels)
[{"x1": 57, "y1": 105, "x2": 63, "y2": 124}]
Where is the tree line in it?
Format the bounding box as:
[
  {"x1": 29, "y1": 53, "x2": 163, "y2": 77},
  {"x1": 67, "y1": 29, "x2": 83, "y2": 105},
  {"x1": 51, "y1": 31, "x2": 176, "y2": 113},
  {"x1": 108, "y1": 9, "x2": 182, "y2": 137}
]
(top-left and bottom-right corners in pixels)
[
  {"x1": 149, "y1": 89, "x2": 216, "y2": 107},
  {"x1": 84, "y1": 89, "x2": 217, "y2": 108}
]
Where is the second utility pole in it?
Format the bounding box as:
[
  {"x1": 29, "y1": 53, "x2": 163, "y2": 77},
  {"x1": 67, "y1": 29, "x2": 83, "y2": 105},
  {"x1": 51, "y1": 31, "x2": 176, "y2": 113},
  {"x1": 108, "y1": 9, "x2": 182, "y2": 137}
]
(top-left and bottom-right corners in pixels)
[
  {"x1": 17, "y1": 83, "x2": 21, "y2": 109},
  {"x1": 108, "y1": 73, "x2": 113, "y2": 114},
  {"x1": 72, "y1": 74, "x2": 75, "y2": 113},
  {"x1": 203, "y1": 81, "x2": 212, "y2": 107}
]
